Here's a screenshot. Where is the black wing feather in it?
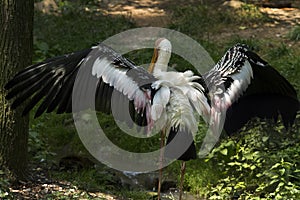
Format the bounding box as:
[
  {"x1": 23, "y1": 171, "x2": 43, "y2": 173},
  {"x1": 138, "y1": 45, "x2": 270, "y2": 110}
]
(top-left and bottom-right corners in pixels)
[
  {"x1": 22, "y1": 73, "x2": 62, "y2": 115},
  {"x1": 11, "y1": 73, "x2": 53, "y2": 109},
  {"x1": 5, "y1": 43, "x2": 157, "y2": 129},
  {"x1": 219, "y1": 44, "x2": 299, "y2": 134}
]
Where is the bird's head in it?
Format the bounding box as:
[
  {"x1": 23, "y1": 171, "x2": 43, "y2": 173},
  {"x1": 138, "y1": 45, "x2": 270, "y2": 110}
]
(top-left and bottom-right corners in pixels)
[{"x1": 148, "y1": 38, "x2": 172, "y2": 73}]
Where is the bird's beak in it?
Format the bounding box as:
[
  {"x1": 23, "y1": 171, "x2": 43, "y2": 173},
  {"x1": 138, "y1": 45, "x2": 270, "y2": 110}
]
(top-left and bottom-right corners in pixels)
[{"x1": 148, "y1": 48, "x2": 158, "y2": 73}]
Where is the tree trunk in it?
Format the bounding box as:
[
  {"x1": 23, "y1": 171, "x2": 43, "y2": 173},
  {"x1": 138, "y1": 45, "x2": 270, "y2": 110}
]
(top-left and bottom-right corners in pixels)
[{"x1": 0, "y1": 0, "x2": 33, "y2": 180}]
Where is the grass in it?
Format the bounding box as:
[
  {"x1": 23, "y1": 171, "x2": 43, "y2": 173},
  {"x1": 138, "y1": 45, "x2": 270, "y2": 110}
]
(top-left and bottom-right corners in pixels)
[
  {"x1": 33, "y1": 4, "x2": 135, "y2": 55},
  {"x1": 289, "y1": 25, "x2": 300, "y2": 41},
  {"x1": 169, "y1": 2, "x2": 270, "y2": 41},
  {"x1": 16, "y1": 0, "x2": 300, "y2": 199}
]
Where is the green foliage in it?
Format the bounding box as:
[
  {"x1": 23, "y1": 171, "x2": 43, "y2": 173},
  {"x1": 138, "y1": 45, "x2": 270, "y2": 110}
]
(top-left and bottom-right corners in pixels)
[
  {"x1": 29, "y1": 112, "x2": 79, "y2": 151},
  {"x1": 0, "y1": 169, "x2": 12, "y2": 199},
  {"x1": 28, "y1": 127, "x2": 56, "y2": 162},
  {"x1": 236, "y1": 3, "x2": 268, "y2": 23},
  {"x1": 33, "y1": 39, "x2": 61, "y2": 63},
  {"x1": 268, "y1": 43, "x2": 290, "y2": 58},
  {"x1": 198, "y1": 118, "x2": 300, "y2": 199},
  {"x1": 97, "y1": 113, "x2": 161, "y2": 153}
]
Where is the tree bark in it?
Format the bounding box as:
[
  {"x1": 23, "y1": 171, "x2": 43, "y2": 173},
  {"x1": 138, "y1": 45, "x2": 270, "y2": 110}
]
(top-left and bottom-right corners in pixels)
[{"x1": 0, "y1": 0, "x2": 33, "y2": 180}]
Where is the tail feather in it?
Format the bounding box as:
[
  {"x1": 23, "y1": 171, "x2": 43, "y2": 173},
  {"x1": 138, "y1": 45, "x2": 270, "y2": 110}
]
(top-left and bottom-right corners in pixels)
[{"x1": 165, "y1": 127, "x2": 197, "y2": 161}]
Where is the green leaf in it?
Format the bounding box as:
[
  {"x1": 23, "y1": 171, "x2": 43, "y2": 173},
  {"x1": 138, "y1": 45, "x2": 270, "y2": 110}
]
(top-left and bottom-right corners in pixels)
[
  {"x1": 228, "y1": 162, "x2": 241, "y2": 166},
  {"x1": 220, "y1": 148, "x2": 228, "y2": 156},
  {"x1": 36, "y1": 41, "x2": 49, "y2": 52},
  {"x1": 250, "y1": 165, "x2": 256, "y2": 170},
  {"x1": 262, "y1": 136, "x2": 269, "y2": 142},
  {"x1": 270, "y1": 163, "x2": 281, "y2": 170},
  {"x1": 279, "y1": 168, "x2": 286, "y2": 176},
  {"x1": 242, "y1": 163, "x2": 250, "y2": 168},
  {"x1": 244, "y1": 153, "x2": 254, "y2": 160}
]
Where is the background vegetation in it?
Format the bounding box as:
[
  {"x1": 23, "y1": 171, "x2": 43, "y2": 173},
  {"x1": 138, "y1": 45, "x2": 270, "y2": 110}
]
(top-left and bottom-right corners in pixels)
[{"x1": 1, "y1": 0, "x2": 300, "y2": 199}]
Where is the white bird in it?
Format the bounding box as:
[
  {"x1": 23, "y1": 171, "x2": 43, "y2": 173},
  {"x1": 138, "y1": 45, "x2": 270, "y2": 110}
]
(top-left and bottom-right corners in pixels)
[{"x1": 5, "y1": 38, "x2": 299, "y2": 200}]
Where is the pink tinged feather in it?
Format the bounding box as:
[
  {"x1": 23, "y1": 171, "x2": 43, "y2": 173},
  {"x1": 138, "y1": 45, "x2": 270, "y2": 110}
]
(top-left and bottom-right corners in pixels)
[
  {"x1": 224, "y1": 93, "x2": 232, "y2": 108},
  {"x1": 92, "y1": 57, "x2": 152, "y2": 115},
  {"x1": 199, "y1": 104, "x2": 226, "y2": 157},
  {"x1": 151, "y1": 105, "x2": 163, "y2": 121},
  {"x1": 90, "y1": 56, "x2": 156, "y2": 134},
  {"x1": 146, "y1": 104, "x2": 154, "y2": 134},
  {"x1": 151, "y1": 86, "x2": 170, "y2": 121},
  {"x1": 92, "y1": 57, "x2": 143, "y2": 101},
  {"x1": 222, "y1": 60, "x2": 254, "y2": 112}
]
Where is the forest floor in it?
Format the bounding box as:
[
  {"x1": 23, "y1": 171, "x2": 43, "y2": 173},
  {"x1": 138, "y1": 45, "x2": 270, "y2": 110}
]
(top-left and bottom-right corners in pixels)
[
  {"x1": 5, "y1": 0, "x2": 300, "y2": 199},
  {"x1": 99, "y1": 0, "x2": 300, "y2": 41}
]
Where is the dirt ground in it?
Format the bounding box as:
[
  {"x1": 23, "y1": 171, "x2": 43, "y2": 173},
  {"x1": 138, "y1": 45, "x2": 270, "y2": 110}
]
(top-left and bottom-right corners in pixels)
[
  {"x1": 100, "y1": 0, "x2": 300, "y2": 45},
  {"x1": 36, "y1": 0, "x2": 300, "y2": 44},
  {"x1": 100, "y1": 0, "x2": 300, "y2": 27}
]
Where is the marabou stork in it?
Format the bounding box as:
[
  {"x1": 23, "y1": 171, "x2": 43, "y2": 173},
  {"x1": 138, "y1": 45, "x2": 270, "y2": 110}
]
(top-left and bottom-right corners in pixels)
[{"x1": 5, "y1": 38, "x2": 299, "y2": 200}]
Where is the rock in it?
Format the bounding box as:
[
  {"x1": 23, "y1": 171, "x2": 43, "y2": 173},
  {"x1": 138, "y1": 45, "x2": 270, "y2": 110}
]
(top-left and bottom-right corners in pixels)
[
  {"x1": 59, "y1": 155, "x2": 94, "y2": 171},
  {"x1": 222, "y1": 0, "x2": 245, "y2": 9},
  {"x1": 245, "y1": 0, "x2": 293, "y2": 8},
  {"x1": 35, "y1": 0, "x2": 58, "y2": 14},
  {"x1": 261, "y1": 1, "x2": 292, "y2": 8}
]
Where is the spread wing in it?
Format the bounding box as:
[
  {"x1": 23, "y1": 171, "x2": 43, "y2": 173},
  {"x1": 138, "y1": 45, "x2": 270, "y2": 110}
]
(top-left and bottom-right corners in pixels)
[
  {"x1": 204, "y1": 44, "x2": 299, "y2": 134},
  {"x1": 5, "y1": 43, "x2": 158, "y2": 129}
]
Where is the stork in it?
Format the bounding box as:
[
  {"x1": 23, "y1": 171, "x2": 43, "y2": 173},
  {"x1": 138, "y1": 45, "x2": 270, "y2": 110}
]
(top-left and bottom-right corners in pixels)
[{"x1": 5, "y1": 38, "x2": 299, "y2": 200}]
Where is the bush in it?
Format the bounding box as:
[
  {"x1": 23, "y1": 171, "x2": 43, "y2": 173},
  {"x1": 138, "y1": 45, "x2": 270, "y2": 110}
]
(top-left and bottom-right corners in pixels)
[{"x1": 201, "y1": 117, "x2": 300, "y2": 199}]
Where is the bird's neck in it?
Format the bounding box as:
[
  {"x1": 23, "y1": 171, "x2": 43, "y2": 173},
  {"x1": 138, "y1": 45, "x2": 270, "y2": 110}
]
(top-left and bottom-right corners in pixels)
[{"x1": 153, "y1": 51, "x2": 171, "y2": 73}]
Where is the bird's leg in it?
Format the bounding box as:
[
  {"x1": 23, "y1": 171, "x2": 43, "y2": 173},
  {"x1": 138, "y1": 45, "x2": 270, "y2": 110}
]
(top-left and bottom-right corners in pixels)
[
  {"x1": 179, "y1": 161, "x2": 186, "y2": 200},
  {"x1": 157, "y1": 129, "x2": 166, "y2": 200}
]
